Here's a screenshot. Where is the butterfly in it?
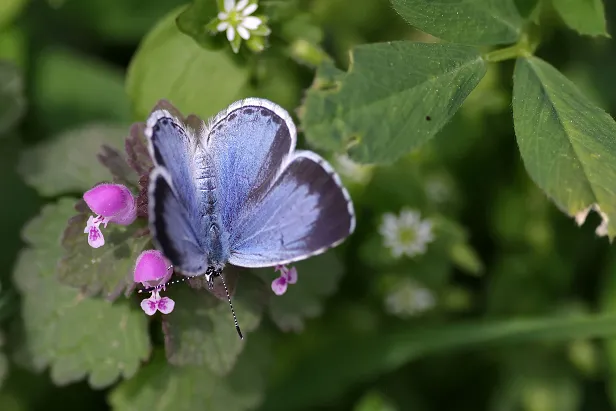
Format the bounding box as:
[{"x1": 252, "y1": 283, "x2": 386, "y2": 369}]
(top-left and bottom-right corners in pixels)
[{"x1": 144, "y1": 98, "x2": 355, "y2": 337}]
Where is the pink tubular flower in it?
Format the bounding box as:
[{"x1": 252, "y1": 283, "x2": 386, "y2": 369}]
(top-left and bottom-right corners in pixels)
[
  {"x1": 83, "y1": 183, "x2": 137, "y2": 248},
  {"x1": 134, "y1": 250, "x2": 175, "y2": 315},
  {"x1": 271, "y1": 264, "x2": 298, "y2": 296}
]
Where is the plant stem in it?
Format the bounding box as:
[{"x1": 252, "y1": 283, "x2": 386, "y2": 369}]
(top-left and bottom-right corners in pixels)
[{"x1": 483, "y1": 32, "x2": 538, "y2": 63}]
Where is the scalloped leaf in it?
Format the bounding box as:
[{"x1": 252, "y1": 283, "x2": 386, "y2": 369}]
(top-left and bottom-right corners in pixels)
[
  {"x1": 253, "y1": 252, "x2": 344, "y2": 332},
  {"x1": 299, "y1": 42, "x2": 486, "y2": 164},
  {"x1": 13, "y1": 199, "x2": 151, "y2": 388},
  {"x1": 18, "y1": 123, "x2": 129, "y2": 197},
  {"x1": 162, "y1": 272, "x2": 266, "y2": 374},
  {"x1": 109, "y1": 335, "x2": 271, "y2": 411},
  {"x1": 57, "y1": 201, "x2": 150, "y2": 300}
]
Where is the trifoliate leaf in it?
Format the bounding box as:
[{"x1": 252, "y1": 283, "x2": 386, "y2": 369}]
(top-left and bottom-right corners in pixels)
[
  {"x1": 57, "y1": 202, "x2": 150, "y2": 300},
  {"x1": 18, "y1": 123, "x2": 129, "y2": 197},
  {"x1": 390, "y1": 0, "x2": 523, "y2": 45},
  {"x1": 552, "y1": 0, "x2": 609, "y2": 37},
  {"x1": 299, "y1": 42, "x2": 486, "y2": 164},
  {"x1": 253, "y1": 252, "x2": 344, "y2": 332},
  {"x1": 162, "y1": 273, "x2": 266, "y2": 374},
  {"x1": 109, "y1": 335, "x2": 271, "y2": 411},
  {"x1": 512, "y1": 57, "x2": 616, "y2": 239},
  {"x1": 14, "y1": 199, "x2": 151, "y2": 388},
  {"x1": 127, "y1": 7, "x2": 250, "y2": 120},
  {"x1": 0, "y1": 60, "x2": 25, "y2": 136}
]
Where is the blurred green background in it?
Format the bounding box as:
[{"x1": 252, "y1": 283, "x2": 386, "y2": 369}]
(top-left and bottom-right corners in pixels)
[{"x1": 2, "y1": 0, "x2": 616, "y2": 410}]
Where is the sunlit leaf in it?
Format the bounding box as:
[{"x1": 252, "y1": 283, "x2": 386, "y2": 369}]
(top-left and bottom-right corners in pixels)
[
  {"x1": 552, "y1": 0, "x2": 609, "y2": 37},
  {"x1": 127, "y1": 7, "x2": 250, "y2": 121},
  {"x1": 18, "y1": 123, "x2": 129, "y2": 197},
  {"x1": 512, "y1": 57, "x2": 616, "y2": 239},
  {"x1": 0, "y1": 0, "x2": 26, "y2": 29},
  {"x1": 13, "y1": 199, "x2": 151, "y2": 388},
  {"x1": 391, "y1": 0, "x2": 523, "y2": 45},
  {"x1": 300, "y1": 42, "x2": 486, "y2": 164}
]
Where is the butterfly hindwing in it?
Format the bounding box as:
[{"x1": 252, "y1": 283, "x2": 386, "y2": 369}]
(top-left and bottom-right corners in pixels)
[{"x1": 228, "y1": 150, "x2": 355, "y2": 268}]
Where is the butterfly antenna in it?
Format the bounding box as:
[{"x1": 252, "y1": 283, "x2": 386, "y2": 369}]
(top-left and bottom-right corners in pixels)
[{"x1": 220, "y1": 273, "x2": 243, "y2": 339}]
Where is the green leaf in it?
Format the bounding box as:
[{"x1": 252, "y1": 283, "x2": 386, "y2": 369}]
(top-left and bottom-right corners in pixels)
[
  {"x1": 18, "y1": 123, "x2": 130, "y2": 197},
  {"x1": 253, "y1": 252, "x2": 344, "y2": 332},
  {"x1": 552, "y1": 0, "x2": 609, "y2": 37},
  {"x1": 176, "y1": 0, "x2": 222, "y2": 50},
  {"x1": 300, "y1": 42, "x2": 486, "y2": 164},
  {"x1": 162, "y1": 273, "x2": 266, "y2": 374},
  {"x1": 0, "y1": 0, "x2": 26, "y2": 29},
  {"x1": 0, "y1": 60, "x2": 25, "y2": 136},
  {"x1": 262, "y1": 313, "x2": 616, "y2": 411},
  {"x1": 512, "y1": 57, "x2": 616, "y2": 239},
  {"x1": 57, "y1": 202, "x2": 149, "y2": 300},
  {"x1": 13, "y1": 199, "x2": 151, "y2": 388},
  {"x1": 32, "y1": 48, "x2": 131, "y2": 133},
  {"x1": 390, "y1": 0, "x2": 523, "y2": 45},
  {"x1": 354, "y1": 391, "x2": 398, "y2": 411},
  {"x1": 127, "y1": 7, "x2": 250, "y2": 121},
  {"x1": 109, "y1": 335, "x2": 271, "y2": 411}
]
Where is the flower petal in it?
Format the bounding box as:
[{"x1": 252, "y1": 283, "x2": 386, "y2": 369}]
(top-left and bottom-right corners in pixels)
[
  {"x1": 134, "y1": 250, "x2": 172, "y2": 286},
  {"x1": 140, "y1": 298, "x2": 158, "y2": 316},
  {"x1": 237, "y1": 25, "x2": 250, "y2": 40},
  {"x1": 224, "y1": 0, "x2": 235, "y2": 12},
  {"x1": 83, "y1": 184, "x2": 129, "y2": 217},
  {"x1": 236, "y1": 0, "x2": 249, "y2": 11},
  {"x1": 271, "y1": 277, "x2": 288, "y2": 295},
  {"x1": 242, "y1": 3, "x2": 258, "y2": 15},
  {"x1": 217, "y1": 21, "x2": 229, "y2": 32},
  {"x1": 226, "y1": 26, "x2": 235, "y2": 41},
  {"x1": 218, "y1": 12, "x2": 228, "y2": 20},
  {"x1": 284, "y1": 267, "x2": 298, "y2": 284},
  {"x1": 157, "y1": 297, "x2": 175, "y2": 314},
  {"x1": 241, "y1": 16, "x2": 261, "y2": 30},
  {"x1": 87, "y1": 225, "x2": 105, "y2": 248}
]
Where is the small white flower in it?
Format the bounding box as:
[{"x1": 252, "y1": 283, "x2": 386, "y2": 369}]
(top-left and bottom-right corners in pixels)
[
  {"x1": 379, "y1": 208, "x2": 434, "y2": 258},
  {"x1": 217, "y1": 0, "x2": 263, "y2": 43},
  {"x1": 384, "y1": 278, "x2": 436, "y2": 318}
]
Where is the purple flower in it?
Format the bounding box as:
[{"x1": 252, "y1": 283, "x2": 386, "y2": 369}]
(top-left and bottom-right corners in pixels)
[
  {"x1": 140, "y1": 290, "x2": 175, "y2": 315},
  {"x1": 271, "y1": 264, "x2": 298, "y2": 295},
  {"x1": 83, "y1": 183, "x2": 137, "y2": 248},
  {"x1": 133, "y1": 250, "x2": 175, "y2": 315}
]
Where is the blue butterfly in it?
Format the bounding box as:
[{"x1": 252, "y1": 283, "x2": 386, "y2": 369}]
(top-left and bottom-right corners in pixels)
[{"x1": 144, "y1": 98, "x2": 355, "y2": 336}]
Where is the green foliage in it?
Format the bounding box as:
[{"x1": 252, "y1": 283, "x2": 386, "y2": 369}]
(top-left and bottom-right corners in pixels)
[
  {"x1": 552, "y1": 0, "x2": 609, "y2": 37},
  {"x1": 253, "y1": 252, "x2": 344, "y2": 332},
  {"x1": 127, "y1": 7, "x2": 250, "y2": 120},
  {"x1": 391, "y1": 0, "x2": 523, "y2": 45},
  {"x1": 300, "y1": 43, "x2": 486, "y2": 163},
  {"x1": 18, "y1": 124, "x2": 129, "y2": 196},
  {"x1": 5, "y1": 0, "x2": 616, "y2": 410},
  {"x1": 162, "y1": 274, "x2": 265, "y2": 373},
  {"x1": 109, "y1": 337, "x2": 270, "y2": 411},
  {"x1": 0, "y1": 60, "x2": 25, "y2": 136},
  {"x1": 13, "y1": 199, "x2": 151, "y2": 388},
  {"x1": 513, "y1": 56, "x2": 616, "y2": 239}
]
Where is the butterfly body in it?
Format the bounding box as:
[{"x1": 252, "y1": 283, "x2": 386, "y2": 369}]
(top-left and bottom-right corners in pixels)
[{"x1": 145, "y1": 98, "x2": 355, "y2": 284}]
